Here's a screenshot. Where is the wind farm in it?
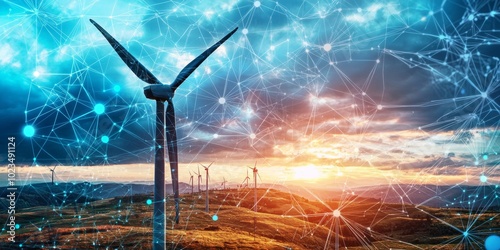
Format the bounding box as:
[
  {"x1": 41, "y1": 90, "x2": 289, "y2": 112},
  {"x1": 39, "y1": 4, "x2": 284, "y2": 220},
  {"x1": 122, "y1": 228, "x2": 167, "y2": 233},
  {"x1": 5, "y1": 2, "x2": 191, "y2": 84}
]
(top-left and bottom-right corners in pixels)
[
  {"x1": 2, "y1": 176, "x2": 498, "y2": 249},
  {"x1": 4, "y1": 0, "x2": 500, "y2": 249}
]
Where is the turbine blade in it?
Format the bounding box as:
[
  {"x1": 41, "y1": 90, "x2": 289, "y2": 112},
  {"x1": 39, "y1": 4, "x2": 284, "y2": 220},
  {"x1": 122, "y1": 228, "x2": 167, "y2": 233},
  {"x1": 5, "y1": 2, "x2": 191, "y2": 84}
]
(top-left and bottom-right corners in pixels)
[
  {"x1": 165, "y1": 100, "x2": 180, "y2": 224},
  {"x1": 90, "y1": 19, "x2": 161, "y2": 85},
  {"x1": 170, "y1": 27, "x2": 238, "y2": 91},
  {"x1": 207, "y1": 162, "x2": 214, "y2": 169}
]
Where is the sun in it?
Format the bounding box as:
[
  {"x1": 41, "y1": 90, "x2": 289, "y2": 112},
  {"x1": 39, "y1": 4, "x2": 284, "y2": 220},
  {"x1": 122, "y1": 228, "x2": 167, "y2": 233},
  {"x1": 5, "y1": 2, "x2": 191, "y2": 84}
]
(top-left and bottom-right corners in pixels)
[{"x1": 293, "y1": 165, "x2": 321, "y2": 180}]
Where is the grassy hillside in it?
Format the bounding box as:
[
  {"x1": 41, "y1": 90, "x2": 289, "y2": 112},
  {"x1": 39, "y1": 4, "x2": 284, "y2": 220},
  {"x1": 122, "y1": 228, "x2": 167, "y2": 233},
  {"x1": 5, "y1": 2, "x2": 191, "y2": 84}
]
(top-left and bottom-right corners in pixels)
[{"x1": 0, "y1": 186, "x2": 497, "y2": 249}]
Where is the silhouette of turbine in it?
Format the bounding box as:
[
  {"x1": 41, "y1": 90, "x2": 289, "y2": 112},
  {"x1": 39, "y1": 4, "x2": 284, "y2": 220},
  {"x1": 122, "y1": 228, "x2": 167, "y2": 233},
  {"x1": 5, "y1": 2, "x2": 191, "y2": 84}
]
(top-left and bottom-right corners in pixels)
[
  {"x1": 48, "y1": 165, "x2": 57, "y2": 185},
  {"x1": 249, "y1": 162, "x2": 261, "y2": 212},
  {"x1": 90, "y1": 19, "x2": 237, "y2": 249},
  {"x1": 189, "y1": 171, "x2": 194, "y2": 194},
  {"x1": 221, "y1": 177, "x2": 227, "y2": 190},
  {"x1": 197, "y1": 166, "x2": 202, "y2": 193},
  {"x1": 242, "y1": 168, "x2": 250, "y2": 188},
  {"x1": 202, "y1": 162, "x2": 213, "y2": 212}
]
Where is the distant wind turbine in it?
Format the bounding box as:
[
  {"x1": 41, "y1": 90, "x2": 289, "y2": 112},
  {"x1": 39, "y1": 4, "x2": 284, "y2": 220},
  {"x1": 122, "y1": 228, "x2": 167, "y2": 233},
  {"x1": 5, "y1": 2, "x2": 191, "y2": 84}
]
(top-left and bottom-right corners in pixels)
[
  {"x1": 221, "y1": 177, "x2": 227, "y2": 190},
  {"x1": 197, "y1": 166, "x2": 202, "y2": 193},
  {"x1": 90, "y1": 19, "x2": 237, "y2": 249},
  {"x1": 242, "y1": 168, "x2": 250, "y2": 188},
  {"x1": 189, "y1": 171, "x2": 194, "y2": 194},
  {"x1": 249, "y1": 162, "x2": 260, "y2": 212},
  {"x1": 249, "y1": 162, "x2": 261, "y2": 241},
  {"x1": 202, "y1": 162, "x2": 213, "y2": 212},
  {"x1": 48, "y1": 165, "x2": 57, "y2": 185}
]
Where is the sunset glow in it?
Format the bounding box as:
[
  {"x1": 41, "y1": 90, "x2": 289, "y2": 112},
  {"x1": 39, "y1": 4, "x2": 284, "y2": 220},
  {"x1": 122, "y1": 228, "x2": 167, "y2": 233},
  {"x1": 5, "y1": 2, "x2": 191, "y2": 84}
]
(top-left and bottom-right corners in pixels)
[{"x1": 293, "y1": 165, "x2": 322, "y2": 180}]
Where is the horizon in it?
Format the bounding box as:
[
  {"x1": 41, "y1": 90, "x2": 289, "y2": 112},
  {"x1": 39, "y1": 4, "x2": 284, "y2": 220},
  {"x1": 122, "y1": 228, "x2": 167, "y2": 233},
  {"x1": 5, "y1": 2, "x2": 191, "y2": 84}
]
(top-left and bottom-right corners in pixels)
[{"x1": 0, "y1": 162, "x2": 495, "y2": 188}]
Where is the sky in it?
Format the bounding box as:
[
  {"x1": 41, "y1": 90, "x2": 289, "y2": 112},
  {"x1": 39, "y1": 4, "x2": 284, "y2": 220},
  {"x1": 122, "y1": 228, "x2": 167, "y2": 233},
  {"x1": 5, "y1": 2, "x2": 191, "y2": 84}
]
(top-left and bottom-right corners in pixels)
[{"x1": 0, "y1": 0, "x2": 500, "y2": 187}]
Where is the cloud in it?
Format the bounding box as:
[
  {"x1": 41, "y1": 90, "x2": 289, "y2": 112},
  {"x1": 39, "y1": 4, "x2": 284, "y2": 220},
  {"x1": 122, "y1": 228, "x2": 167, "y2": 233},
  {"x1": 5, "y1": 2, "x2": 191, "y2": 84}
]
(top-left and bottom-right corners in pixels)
[{"x1": 0, "y1": 44, "x2": 16, "y2": 65}]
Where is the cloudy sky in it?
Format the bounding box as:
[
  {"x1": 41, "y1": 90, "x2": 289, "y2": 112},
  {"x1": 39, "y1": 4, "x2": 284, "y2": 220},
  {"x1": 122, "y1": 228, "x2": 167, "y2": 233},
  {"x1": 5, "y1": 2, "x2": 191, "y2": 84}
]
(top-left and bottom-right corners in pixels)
[{"x1": 1, "y1": 0, "x2": 499, "y2": 187}]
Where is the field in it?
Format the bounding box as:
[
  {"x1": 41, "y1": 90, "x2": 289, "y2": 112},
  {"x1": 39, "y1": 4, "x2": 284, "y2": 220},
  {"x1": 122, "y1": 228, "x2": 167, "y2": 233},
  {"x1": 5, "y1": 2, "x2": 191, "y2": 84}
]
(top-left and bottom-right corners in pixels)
[{"x1": 0, "y1": 186, "x2": 498, "y2": 249}]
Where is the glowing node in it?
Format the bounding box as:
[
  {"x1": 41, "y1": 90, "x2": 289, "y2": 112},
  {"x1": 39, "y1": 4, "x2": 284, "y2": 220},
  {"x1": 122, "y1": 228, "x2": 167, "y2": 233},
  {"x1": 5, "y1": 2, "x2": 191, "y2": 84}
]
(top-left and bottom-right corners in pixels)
[
  {"x1": 249, "y1": 133, "x2": 256, "y2": 139},
  {"x1": 218, "y1": 97, "x2": 226, "y2": 104},
  {"x1": 94, "y1": 103, "x2": 105, "y2": 115},
  {"x1": 323, "y1": 43, "x2": 331, "y2": 52},
  {"x1": 23, "y1": 125, "x2": 35, "y2": 137},
  {"x1": 254, "y1": 1, "x2": 261, "y2": 7},
  {"x1": 15, "y1": 224, "x2": 20, "y2": 229},
  {"x1": 480, "y1": 175, "x2": 487, "y2": 183},
  {"x1": 113, "y1": 85, "x2": 121, "y2": 92},
  {"x1": 33, "y1": 71, "x2": 40, "y2": 78},
  {"x1": 101, "y1": 136, "x2": 110, "y2": 144},
  {"x1": 212, "y1": 214, "x2": 218, "y2": 221},
  {"x1": 481, "y1": 92, "x2": 487, "y2": 98},
  {"x1": 333, "y1": 209, "x2": 341, "y2": 217},
  {"x1": 242, "y1": 28, "x2": 248, "y2": 35},
  {"x1": 213, "y1": 134, "x2": 219, "y2": 139},
  {"x1": 377, "y1": 104, "x2": 383, "y2": 110},
  {"x1": 483, "y1": 154, "x2": 488, "y2": 160},
  {"x1": 485, "y1": 235, "x2": 500, "y2": 250},
  {"x1": 146, "y1": 199, "x2": 152, "y2": 205},
  {"x1": 463, "y1": 231, "x2": 468, "y2": 237}
]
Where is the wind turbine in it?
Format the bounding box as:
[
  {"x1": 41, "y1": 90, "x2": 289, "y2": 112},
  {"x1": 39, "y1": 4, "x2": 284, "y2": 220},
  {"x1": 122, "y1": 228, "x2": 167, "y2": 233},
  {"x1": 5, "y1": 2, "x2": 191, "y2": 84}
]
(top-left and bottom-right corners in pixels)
[
  {"x1": 189, "y1": 171, "x2": 194, "y2": 194},
  {"x1": 90, "y1": 19, "x2": 237, "y2": 249},
  {"x1": 249, "y1": 162, "x2": 260, "y2": 212},
  {"x1": 242, "y1": 168, "x2": 250, "y2": 188},
  {"x1": 48, "y1": 165, "x2": 57, "y2": 185},
  {"x1": 221, "y1": 177, "x2": 227, "y2": 190},
  {"x1": 197, "y1": 166, "x2": 202, "y2": 193},
  {"x1": 201, "y1": 162, "x2": 213, "y2": 212}
]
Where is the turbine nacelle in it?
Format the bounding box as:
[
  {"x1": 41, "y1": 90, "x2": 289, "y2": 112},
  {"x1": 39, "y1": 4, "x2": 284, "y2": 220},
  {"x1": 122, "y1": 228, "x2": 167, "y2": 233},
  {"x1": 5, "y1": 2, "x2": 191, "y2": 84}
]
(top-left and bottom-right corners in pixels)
[{"x1": 143, "y1": 84, "x2": 174, "y2": 101}]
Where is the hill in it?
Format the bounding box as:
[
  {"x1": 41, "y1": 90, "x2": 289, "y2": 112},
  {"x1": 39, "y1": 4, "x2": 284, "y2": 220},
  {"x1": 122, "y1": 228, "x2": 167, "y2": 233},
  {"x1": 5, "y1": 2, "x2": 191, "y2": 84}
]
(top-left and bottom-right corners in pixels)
[{"x1": 0, "y1": 184, "x2": 497, "y2": 249}]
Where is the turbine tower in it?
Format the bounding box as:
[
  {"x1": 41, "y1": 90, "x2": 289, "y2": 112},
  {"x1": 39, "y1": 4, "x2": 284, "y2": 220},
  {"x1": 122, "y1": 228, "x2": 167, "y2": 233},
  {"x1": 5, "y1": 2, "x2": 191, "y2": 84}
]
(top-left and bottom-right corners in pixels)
[
  {"x1": 202, "y1": 162, "x2": 213, "y2": 212},
  {"x1": 189, "y1": 171, "x2": 194, "y2": 194},
  {"x1": 48, "y1": 165, "x2": 57, "y2": 185},
  {"x1": 90, "y1": 19, "x2": 237, "y2": 250},
  {"x1": 197, "y1": 166, "x2": 202, "y2": 193}
]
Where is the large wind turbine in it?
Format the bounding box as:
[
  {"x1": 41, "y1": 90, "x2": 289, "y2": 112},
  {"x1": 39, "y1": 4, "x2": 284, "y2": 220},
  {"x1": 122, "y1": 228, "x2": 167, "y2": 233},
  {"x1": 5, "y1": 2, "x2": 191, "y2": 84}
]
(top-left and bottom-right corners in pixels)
[
  {"x1": 201, "y1": 162, "x2": 213, "y2": 212},
  {"x1": 90, "y1": 19, "x2": 237, "y2": 249}
]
